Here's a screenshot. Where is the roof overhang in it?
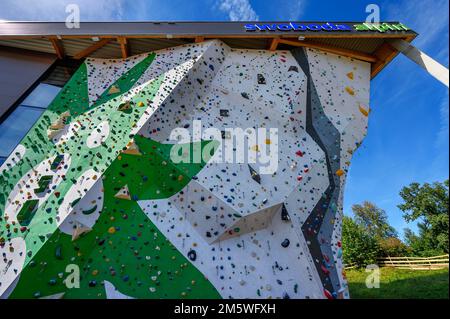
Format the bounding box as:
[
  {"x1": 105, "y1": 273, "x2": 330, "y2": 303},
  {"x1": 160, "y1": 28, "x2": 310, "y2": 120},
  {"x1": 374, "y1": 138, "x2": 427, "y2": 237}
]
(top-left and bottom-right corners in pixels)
[{"x1": 0, "y1": 21, "x2": 417, "y2": 78}]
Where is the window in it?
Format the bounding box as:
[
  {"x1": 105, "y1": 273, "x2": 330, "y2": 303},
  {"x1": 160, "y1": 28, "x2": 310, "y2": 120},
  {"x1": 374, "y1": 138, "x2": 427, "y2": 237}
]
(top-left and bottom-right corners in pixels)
[
  {"x1": 0, "y1": 59, "x2": 80, "y2": 166},
  {"x1": 0, "y1": 83, "x2": 61, "y2": 164}
]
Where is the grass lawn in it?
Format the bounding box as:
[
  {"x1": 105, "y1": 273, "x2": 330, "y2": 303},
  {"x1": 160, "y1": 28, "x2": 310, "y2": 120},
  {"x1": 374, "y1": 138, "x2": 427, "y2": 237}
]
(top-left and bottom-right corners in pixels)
[{"x1": 346, "y1": 267, "x2": 449, "y2": 299}]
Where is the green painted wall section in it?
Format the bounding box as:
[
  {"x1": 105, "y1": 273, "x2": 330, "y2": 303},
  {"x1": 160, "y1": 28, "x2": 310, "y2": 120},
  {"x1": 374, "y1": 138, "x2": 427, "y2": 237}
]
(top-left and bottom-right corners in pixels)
[
  {"x1": 0, "y1": 53, "x2": 160, "y2": 265},
  {"x1": 9, "y1": 137, "x2": 220, "y2": 299}
]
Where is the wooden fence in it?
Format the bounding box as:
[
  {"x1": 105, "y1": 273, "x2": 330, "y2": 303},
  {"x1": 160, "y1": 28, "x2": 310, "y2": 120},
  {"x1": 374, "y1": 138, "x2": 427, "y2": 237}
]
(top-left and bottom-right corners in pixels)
[
  {"x1": 377, "y1": 254, "x2": 449, "y2": 270},
  {"x1": 344, "y1": 254, "x2": 449, "y2": 270}
]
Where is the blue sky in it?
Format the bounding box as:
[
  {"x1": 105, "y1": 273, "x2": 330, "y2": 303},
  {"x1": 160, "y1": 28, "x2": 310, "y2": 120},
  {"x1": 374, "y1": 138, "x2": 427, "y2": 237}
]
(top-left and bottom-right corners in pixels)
[{"x1": 1, "y1": 0, "x2": 448, "y2": 238}]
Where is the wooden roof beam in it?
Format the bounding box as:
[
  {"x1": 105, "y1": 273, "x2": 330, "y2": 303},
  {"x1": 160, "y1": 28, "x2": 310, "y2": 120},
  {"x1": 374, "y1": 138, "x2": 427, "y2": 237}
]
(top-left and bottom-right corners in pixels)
[
  {"x1": 278, "y1": 38, "x2": 377, "y2": 63},
  {"x1": 117, "y1": 36, "x2": 129, "y2": 59},
  {"x1": 49, "y1": 36, "x2": 65, "y2": 59},
  {"x1": 73, "y1": 38, "x2": 111, "y2": 59},
  {"x1": 370, "y1": 42, "x2": 398, "y2": 78},
  {"x1": 268, "y1": 38, "x2": 279, "y2": 51},
  {"x1": 195, "y1": 36, "x2": 205, "y2": 43}
]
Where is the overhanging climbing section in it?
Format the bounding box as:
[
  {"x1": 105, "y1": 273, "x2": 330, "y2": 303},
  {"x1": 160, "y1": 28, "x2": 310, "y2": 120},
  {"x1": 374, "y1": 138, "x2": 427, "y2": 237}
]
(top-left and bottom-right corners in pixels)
[{"x1": 0, "y1": 40, "x2": 370, "y2": 299}]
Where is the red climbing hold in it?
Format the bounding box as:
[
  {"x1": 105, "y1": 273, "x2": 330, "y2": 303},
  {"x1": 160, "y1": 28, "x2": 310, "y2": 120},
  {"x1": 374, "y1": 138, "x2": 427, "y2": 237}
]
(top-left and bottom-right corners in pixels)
[
  {"x1": 324, "y1": 288, "x2": 334, "y2": 300},
  {"x1": 321, "y1": 264, "x2": 330, "y2": 275}
]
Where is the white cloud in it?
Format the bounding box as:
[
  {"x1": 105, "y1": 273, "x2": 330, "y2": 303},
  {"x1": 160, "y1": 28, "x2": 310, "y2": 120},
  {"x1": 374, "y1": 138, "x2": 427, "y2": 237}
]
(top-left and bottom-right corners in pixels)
[
  {"x1": 218, "y1": 0, "x2": 259, "y2": 21},
  {"x1": 0, "y1": 0, "x2": 125, "y2": 21},
  {"x1": 286, "y1": 1, "x2": 306, "y2": 20}
]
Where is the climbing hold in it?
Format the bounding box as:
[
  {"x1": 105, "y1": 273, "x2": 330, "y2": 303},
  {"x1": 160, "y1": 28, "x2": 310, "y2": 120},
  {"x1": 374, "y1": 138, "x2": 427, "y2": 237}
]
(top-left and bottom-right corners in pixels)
[
  {"x1": 187, "y1": 249, "x2": 197, "y2": 261},
  {"x1": 50, "y1": 154, "x2": 64, "y2": 170},
  {"x1": 115, "y1": 185, "x2": 131, "y2": 200},
  {"x1": 281, "y1": 204, "x2": 291, "y2": 222},
  {"x1": 335, "y1": 169, "x2": 344, "y2": 177},
  {"x1": 345, "y1": 87, "x2": 355, "y2": 96},
  {"x1": 72, "y1": 222, "x2": 91, "y2": 241},
  {"x1": 122, "y1": 140, "x2": 142, "y2": 156},
  {"x1": 118, "y1": 101, "x2": 132, "y2": 113},
  {"x1": 257, "y1": 74, "x2": 266, "y2": 84},
  {"x1": 82, "y1": 205, "x2": 97, "y2": 215},
  {"x1": 281, "y1": 239, "x2": 290, "y2": 248},
  {"x1": 248, "y1": 164, "x2": 261, "y2": 184},
  {"x1": 108, "y1": 85, "x2": 120, "y2": 94},
  {"x1": 358, "y1": 104, "x2": 370, "y2": 117},
  {"x1": 324, "y1": 288, "x2": 335, "y2": 300},
  {"x1": 55, "y1": 245, "x2": 63, "y2": 260}
]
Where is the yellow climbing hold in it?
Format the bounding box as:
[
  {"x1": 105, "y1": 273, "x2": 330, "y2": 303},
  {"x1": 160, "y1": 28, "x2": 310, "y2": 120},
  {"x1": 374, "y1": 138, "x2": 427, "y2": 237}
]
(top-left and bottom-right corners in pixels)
[
  {"x1": 346, "y1": 72, "x2": 354, "y2": 80},
  {"x1": 108, "y1": 226, "x2": 116, "y2": 234},
  {"x1": 345, "y1": 87, "x2": 355, "y2": 96},
  {"x1": 251, "y1": 145, "x2": 260, "y2": 152},
  {"x1": 137, "y1": 101, "x2": 145, "y2": 107},
  {"x1": 122, "y1": 139, "x2": 142, "y2": 156},
  {"x1": 336, "y1": 169, "x2": 345, "y2": 177},
  {"x1": 108, "y1": 85, "x2": 120, "y2": 95},
  {"x1": 265, "y1": 139, "x2": 271, "y2": 145},
  {"x1": 359, "y1": 104, "x2": 370, "y2": 117}
]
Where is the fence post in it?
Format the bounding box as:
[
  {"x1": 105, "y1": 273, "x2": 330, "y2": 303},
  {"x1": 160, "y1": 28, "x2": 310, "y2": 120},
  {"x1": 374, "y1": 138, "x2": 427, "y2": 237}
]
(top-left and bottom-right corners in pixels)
[{"x1": 407, "y1": 256, "x2": 413, "y2": 270}]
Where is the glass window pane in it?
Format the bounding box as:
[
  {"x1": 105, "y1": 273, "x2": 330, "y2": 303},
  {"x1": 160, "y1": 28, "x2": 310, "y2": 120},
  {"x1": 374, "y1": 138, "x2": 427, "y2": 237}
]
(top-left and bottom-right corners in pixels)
[
  {"x1": 21, "y1": 83, "x2": 61, "y2": 109},
  {"x1": 0, "y1": 106, "x2": 44, "y2": 158}
]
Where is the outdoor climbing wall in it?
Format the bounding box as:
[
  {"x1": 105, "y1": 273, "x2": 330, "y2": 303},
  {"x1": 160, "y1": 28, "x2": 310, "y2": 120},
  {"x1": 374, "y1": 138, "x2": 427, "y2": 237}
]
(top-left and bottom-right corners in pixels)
[{"x1": 0, "y1": 40, "x2": 370, "y2": 299}]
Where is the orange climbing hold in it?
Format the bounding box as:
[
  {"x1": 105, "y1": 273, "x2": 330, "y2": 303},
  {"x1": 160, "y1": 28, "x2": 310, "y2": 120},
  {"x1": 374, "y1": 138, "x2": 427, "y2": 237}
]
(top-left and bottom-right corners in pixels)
[
  {"x1": 359, "y1": 104, "x2": 370, "y2": 117},
  {"x1": 336, "y1": 169, "x2": 344, "y2": 177},
  {"x1": 345, "y1": 87, "x2": 355, "y2": 96}
]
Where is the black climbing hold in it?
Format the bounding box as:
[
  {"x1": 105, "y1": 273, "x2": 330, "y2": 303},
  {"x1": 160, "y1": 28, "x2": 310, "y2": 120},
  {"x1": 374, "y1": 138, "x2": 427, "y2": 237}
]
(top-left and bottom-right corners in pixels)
[
  {"x1": 220, "y1": 109, "x2": 229, "y2": 117},
  {"x1": 257, "y1": 74, "x2": 266, "y2": 84},
  {"x1": 187, "y1": 249, "x2": 197, "y2": 261},
  {"x1": 281, "y1": 204, "x2": 291, "y2": 221},
  {"x1": 281, "y1": 238, "x2": 290, "y2": 248},
  {"x1": 248, "y1": 164, "x2": 261, "y2": 184},
  {"x1": 55, "y1": 245, "x2": 63, "y2": 259},
  {"x1": 82, "y1": 205, "x2": 97, "y2": 215},
  {"x1": 50, "y1": 154, "x2": 64, "y2": 170},
  {"x1": 288, "y1": 66, "x2": 299, "y2": 72},
  {"x1": 88, "y1": 280, "x2": 97, "y2": 287},
  {"x1": 241, "y1": 92, "x2": 249, "y2": 99}
]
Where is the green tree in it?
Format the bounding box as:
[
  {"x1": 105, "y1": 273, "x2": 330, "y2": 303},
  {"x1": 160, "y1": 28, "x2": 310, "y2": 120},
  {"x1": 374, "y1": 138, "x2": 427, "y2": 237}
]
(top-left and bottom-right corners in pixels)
[
  {"x1": 342, "y1": 216, "x2": 380, "y2": 267},
  {"x1": 398, "y1": 180, "x2": 449, "y2": 255},
  {"x1": 352, "y1": 201, "x2": 397, "y2": 240},
  {"x1": 378, "y1": 237, "x2": 410, "y2": 257}
]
